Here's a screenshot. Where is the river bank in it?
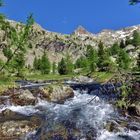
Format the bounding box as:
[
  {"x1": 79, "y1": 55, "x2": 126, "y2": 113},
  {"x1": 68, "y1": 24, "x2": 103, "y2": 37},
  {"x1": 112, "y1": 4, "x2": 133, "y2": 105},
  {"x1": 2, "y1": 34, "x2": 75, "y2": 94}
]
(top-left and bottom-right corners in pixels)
[
  {"x1": 0, "y1": 71, "x2": 140, "y2": 140},
  {"x1": 0, "y1": 74, "x2": 139, "y2": 140}
]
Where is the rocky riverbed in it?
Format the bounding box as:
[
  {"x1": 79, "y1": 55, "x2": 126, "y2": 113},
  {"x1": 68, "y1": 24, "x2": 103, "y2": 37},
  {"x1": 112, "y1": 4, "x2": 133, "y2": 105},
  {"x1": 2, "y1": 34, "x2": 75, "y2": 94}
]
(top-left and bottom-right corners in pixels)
[{"x1": 0, "y1": 80, "x2": 139, "y2": 140}]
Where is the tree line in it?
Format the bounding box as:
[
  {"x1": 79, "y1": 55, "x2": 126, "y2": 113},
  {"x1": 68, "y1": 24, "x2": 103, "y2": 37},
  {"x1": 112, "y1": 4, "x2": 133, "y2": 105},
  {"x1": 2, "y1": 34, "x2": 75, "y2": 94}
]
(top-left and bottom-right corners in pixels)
[
  {"x1": 32, "y1": 30, "x2": 140, "y2": 75},
  {"x1": 0, "y1": 24, "x2": 139, "y2": 76},
  {"x1": 0, "y1": 0, "x2": 139, "y2": 77}
]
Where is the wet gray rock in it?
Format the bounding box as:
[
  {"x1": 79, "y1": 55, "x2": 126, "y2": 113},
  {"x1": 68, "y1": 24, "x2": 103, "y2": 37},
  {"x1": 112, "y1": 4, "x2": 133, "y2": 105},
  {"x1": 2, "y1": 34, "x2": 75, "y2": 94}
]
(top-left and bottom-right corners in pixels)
[
  {"x1": 0, "y1": 96, "x2": 9, "y2": 105},
  {"x1": 127, "y1": 103, "x2": 140, "y2": 117},
  {"x1": 0, "y1": 109, "x2": 42, "y2": 140},
  {"x1": 0, "y1": 120, "x2": 37, "y2": 139},
  {"x1": 0, "y1": 109, "x2": 28, "y2": 122},
  {"x1": 118, "y1": 134, "x2": 135, "y2": 140},
  {"x1": 1, "y1": 88, "x2": 37, "y2": 106},
  {"x1": 18, "y1": 89, "x2": 36, "y2": 100},
  {"x1": 135, "y1": 103, "x2": 140, "y2": 116},
  {"x1": 105, "y1": 120, "x2": 120, "y2": 132},
  {"x1": 41, "y1": 85, "x2": 74, "y2": 103},
  {"x1": 73, "y1": 76, "x2": 93, "y2": 83},
  {"x1": 128, "y1": 123, "x2": 140, "y2": 131},
  {"x1": 11, "y1": 89, "x2": 37, "y2": 106}
]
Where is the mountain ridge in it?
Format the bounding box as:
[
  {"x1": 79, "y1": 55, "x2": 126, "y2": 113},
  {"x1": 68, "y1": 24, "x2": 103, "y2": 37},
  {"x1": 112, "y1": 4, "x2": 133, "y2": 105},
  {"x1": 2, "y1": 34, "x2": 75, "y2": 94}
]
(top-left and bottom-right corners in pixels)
[
  {"x1": 0, "y1": 20, "x2": 140, "y2": 66},
  {"x1": 7, "y1": 19, "x2": 140, "y2": 35}
]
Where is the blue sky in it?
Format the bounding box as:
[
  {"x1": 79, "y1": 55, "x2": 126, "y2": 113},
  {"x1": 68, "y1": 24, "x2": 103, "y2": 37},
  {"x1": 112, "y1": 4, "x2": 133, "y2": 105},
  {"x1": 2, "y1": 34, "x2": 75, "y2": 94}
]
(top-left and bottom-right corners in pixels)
[{"x1": 0, "y1": 0, "x2": 140, "y2": 34}]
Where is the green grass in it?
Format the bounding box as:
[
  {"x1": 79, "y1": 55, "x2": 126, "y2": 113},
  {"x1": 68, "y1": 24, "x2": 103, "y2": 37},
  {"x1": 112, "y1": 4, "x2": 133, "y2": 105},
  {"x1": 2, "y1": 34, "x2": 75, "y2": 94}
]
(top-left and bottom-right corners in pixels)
[
  {"x1": 0, "y1": 71, "x2": 114, "y2": 93},
  {"x1": 91, "y1": 72, "x2": 114, "y2": 83},
  {"x1": 0, "y1": 75, "x2": 17, "y2": 93},
  {"x1": 26, "y1": 72, "x2": 114, "y2": 83},
  {"x1": 25, "y1": 73, "x2": 75, "y2": 81},
  {"x1": 0, "y1": 73, "x2": 75, "y2": 92}
]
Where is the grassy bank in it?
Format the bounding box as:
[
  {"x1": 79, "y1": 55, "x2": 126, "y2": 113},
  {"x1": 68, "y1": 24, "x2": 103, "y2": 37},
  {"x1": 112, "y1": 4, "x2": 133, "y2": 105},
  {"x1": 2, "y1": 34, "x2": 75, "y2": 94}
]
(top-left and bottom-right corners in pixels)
[
  {"x1": 26, "y1": 72, "x2": 114, "y2": 83},
  {"x1": 91, "y1": 72, "x2": 114, "y2": 83},
  {"x1": 26, "y1": 74, "x2": 75, "y2": 81},
  {"x1": 0, "y1": 75, "x2": 17, "y2": 93},
  {"x1": 0, "y1": 72, "x2": 114, "y2": 93}
]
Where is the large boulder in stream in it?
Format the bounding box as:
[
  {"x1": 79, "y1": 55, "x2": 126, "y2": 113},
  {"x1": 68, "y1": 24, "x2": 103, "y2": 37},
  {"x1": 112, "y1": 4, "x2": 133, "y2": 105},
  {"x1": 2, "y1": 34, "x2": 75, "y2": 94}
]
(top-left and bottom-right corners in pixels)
[
  {"x1": 0, "y1": 109, "x2": 42, "y2": 139},
  {"x1": 0, "y1": 120, "x2": 35, "y2": 140},
  {"x1": 105, "y1": 121, "x2": 121, "y2": 132},
  {"x1": 36, "y1": 121, "x2": 97, "y2": 140},
  {"x1": 126, "y1": 82, "x2": 140, "y2": 117},
  {"x1": 11, "y1": 89, "x2": 37, "y2": 106},
  {"x1": 1, "y1": 89, "x2": 37, "y2": 106},
  {"x1": 127, "y1": 102, "x2": 140, "y2": 117},
  {"x1": 73, "y1": 76, "x2": 93, "y2": 83},
  {"x1": 41, "y1": 85, "x2": 74, "y2": 103},
  {"x1": 40, "y1": 123, "x2": 69, "y2": 140},
  {"x1": 0, "y1": 120, "x2": 37, "y2": 139},
  {"x1": 0, "y1": 109, "x2": 33, "y2": 122},
  {"x1": 0, "y1": 96, "x2": 9, "y2": 105}
]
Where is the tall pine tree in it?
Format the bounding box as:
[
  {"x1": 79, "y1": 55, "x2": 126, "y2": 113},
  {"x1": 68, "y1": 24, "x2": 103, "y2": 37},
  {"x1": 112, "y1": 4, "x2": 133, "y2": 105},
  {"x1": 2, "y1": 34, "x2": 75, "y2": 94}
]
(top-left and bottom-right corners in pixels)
[
  {"x1": 86, "y1": 46, "x2": 98, "y2": 72},
  {"x1": 97, "y1": 42, "x2": 106, "y2": 71},
  {"x1": 65, "y1": 54, "x2": 74, "y2": 74},
  {"x1": 110, "y1": 42, "x2": 120, "y2": 55},
  {"x1": 52, "y1": 62, "x2": 57, "y2": 74},
  {"x1": 117, "y1": 49, "x2": 131, "y2": 70},
  {"x1": 131, "y1": 30, "x2": 140, "y2": 47},
  {"x1": 58, "y1": 58, "x2": 67, "y2": 75},
  {"x1": 120, "y1": 40, "x2": 126, "y2": 49},
  {"x1": 40, "y1": 52, "x2": 51, "y2": 74}
]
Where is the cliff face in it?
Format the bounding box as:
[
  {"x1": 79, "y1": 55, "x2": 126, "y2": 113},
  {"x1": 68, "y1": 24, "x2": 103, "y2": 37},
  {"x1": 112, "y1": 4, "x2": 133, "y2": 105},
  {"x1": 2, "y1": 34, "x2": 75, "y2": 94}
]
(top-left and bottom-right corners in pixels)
[{"x1": 0, "y1": 20, "x2": 140, "y2": 66}]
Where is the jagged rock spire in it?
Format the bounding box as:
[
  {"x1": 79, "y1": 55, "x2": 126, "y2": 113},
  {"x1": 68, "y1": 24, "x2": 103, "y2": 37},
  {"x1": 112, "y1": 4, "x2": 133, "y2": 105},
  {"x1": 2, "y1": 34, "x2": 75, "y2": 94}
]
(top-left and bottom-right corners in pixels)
[{"x1": 74, "y1": 25, "x2": 89, "y2": 35}]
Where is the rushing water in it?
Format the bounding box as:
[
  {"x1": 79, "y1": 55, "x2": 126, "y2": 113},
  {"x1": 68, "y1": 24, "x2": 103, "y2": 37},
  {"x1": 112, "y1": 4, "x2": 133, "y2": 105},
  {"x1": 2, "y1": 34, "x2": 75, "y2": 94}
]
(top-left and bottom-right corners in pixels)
[{"x1": 0, "y1": 89, "x2": 140, "y2": 140}]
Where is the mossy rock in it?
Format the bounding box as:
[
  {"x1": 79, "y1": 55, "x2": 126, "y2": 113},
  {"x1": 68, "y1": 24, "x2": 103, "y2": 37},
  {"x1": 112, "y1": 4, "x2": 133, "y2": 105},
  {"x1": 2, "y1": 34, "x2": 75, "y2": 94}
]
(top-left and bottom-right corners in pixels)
[
  {"x1": 105, "y1": 121, "x2": 120, "y2": 132},
  {"x1": 41, "y1": 84, "x2": 74, "y2": 103},
  {"x1": 41, "y1": 124, "x2": 68, "y2": 140}
]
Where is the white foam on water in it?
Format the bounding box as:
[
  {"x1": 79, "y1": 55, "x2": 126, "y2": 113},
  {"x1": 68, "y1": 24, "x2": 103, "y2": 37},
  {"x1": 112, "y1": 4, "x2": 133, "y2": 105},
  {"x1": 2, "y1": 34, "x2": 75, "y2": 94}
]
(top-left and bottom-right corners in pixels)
[
  {"x1": 97, "y1": 129, "x2": 140, "y2": 140},
  {"x1": 0, "y1": 105, "x2": 39, "y2": 115},
  {"x1": 0, "y1": 89, "x2": 140, "y2": 139},
  {"x1": 41, "y1": 90, "x2": 140, "y2": 139}
]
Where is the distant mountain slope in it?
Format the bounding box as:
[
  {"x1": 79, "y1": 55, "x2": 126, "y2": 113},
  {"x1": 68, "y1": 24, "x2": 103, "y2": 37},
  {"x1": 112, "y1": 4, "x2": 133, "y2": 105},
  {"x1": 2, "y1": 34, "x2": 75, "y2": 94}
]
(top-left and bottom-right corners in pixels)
[{"x1": 0, "y1": 20, "x2": 140, "y2": 66}]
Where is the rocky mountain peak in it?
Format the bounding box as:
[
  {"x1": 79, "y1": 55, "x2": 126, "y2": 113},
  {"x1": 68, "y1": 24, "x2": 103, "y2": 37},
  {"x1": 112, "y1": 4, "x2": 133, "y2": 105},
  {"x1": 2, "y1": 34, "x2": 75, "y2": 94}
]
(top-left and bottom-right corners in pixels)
[
  {"x1": 74, "y1": 25, "x2": 90, "y2": 36},
  {"x1": 0, "y1": 20, "x2": 140, "y2": 65}
]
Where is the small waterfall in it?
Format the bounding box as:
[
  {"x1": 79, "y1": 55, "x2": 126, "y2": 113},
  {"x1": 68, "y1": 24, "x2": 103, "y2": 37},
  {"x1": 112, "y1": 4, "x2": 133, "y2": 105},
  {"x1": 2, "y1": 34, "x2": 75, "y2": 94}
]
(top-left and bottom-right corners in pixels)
[
  {"x1": 29, "y1": 90, "x2": 140, "y2": 139},
  {"x1": 0, "y1": 89, "x2": 140, "y2": 140}
]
